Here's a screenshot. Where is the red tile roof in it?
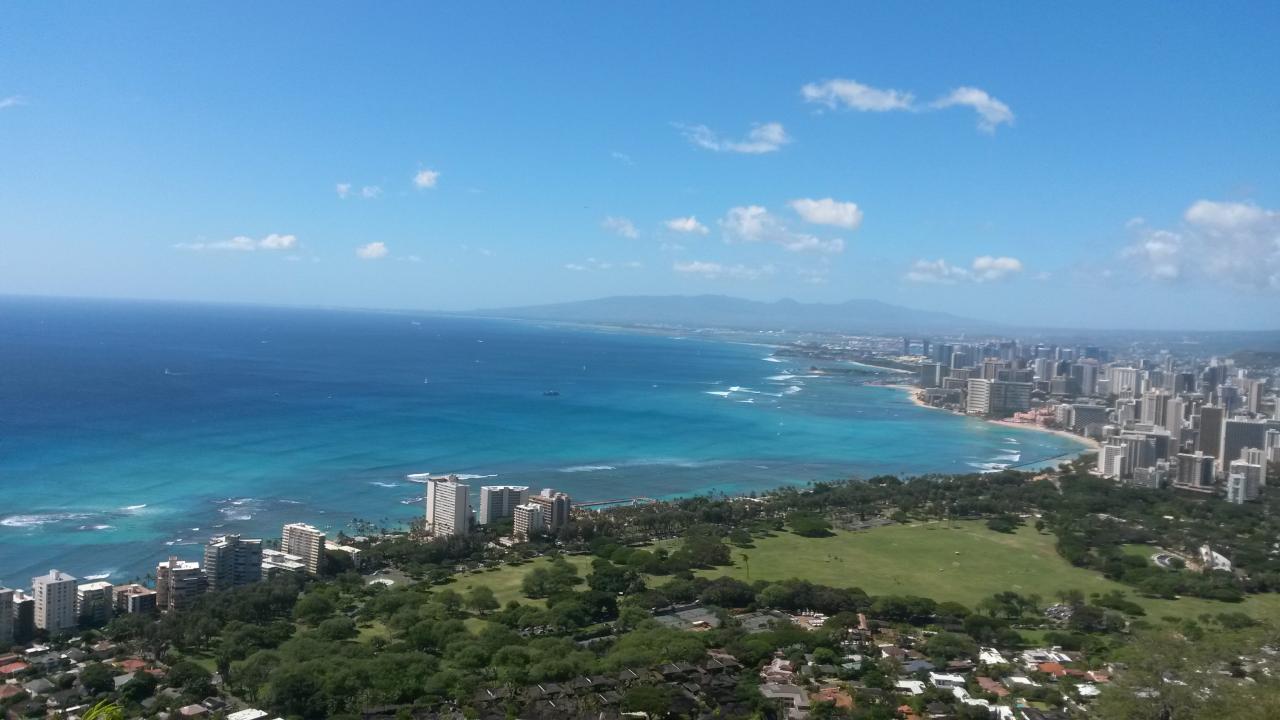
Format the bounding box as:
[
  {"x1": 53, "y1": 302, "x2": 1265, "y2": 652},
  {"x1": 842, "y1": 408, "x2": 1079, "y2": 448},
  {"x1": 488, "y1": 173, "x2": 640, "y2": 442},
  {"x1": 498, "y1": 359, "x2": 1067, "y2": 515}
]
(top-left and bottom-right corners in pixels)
[{"x1": 0, "y1": 661, "x2": 28, "y2": 675}]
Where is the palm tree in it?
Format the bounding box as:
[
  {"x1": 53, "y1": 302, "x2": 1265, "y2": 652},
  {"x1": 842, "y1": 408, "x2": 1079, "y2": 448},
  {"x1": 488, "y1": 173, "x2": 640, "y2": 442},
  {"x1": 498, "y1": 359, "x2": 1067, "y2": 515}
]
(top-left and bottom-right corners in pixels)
[{"x1": 83, "y1": 700, "x2": 125, "y2": 720}]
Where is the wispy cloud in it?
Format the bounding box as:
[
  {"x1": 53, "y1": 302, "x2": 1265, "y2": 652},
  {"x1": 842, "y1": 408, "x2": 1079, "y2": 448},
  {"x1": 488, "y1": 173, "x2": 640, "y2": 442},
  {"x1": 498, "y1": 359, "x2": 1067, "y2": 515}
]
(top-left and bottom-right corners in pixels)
[
  {"x1": 336, "y1": 183, "x2": 352, "y2": 199},
  {"x1": 677, "y1": 122, "x2": 791, "y2": 154},
  {"x1": 664, "y1": 216, "x2": 709, "y2": 235},
  {"x1": 673, "y1": 260, "x2": 775, "y2": 280},
  {"x1": 720, "y1": 205, "x2": 845, "y2": 254},
  {"x1": 801, "y1": 79, "x2": 913, "y2": 112},
  {"x1": 0, "y1": 95, "x2": 27, "y2": 110},
  {"x1": 931, "y1": 86, "x2": 1015, "y2": 133},
  {"x1": 175, "y1": 233, "x2": 298, "y2": 252},
  {"x1": 610, "y1": 151, "x2": 634, "y2": 166},
  {"x1": 801, "y1": 77, "x2": 1015, "y2": 133},
  {"x1": 356, "y1": 241, "x2": 389, "y2": 260},
  {"x1": 413, "y1": 168, "x2": 440, "y2": 189},
  {"x1": 601, "y1": 216, "x2": 639, "y2": 239},
  {"x1": 789, "y1": 197, "x2": 864, "y2": 230},
  {"x1": 360, "y1": 185, "x2": 382, "y2": 199},
  {"x1": 904, "y1": 256, "x2": 1023, "y2": 283},
  {"x1": 565, "y1": 258, "x2": 642, "y2": 272}
]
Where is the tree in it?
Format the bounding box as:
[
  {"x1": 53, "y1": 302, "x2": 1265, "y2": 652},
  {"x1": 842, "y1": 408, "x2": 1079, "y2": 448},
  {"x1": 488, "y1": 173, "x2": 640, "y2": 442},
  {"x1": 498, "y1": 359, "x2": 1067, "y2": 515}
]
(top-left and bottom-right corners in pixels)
[
  {"x1": 623, "y1": 685, "x2": 674, "y2": 716},
  {"x1": 166, "y1": 660, "x2": 214, "y2": 698},
  {"x1": 316, "y1": 617, "x2": 357, "y2": 641},
  {"x1": 466, "y1": 585, "x2": 500, "y2": 615},
  {"x1": 79, "y1": 663, "x2": 114, "y2": 695},
  {"x1": 82, "y1": 701, "x2": 125, "y2": 720},
  {"x1": 788, "y1": 512, "x2": 834, "y2": 538},
  {"x1": 293, "y1": 592, "x2": 336, "y2": 625}
]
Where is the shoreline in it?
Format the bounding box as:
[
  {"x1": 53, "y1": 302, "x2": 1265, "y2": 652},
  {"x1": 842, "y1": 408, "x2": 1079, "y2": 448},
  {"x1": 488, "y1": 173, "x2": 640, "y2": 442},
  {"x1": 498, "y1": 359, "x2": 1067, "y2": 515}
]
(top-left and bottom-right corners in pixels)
[{"x1": 879, "y1": 383, "x2": 1101, "y2": 454}]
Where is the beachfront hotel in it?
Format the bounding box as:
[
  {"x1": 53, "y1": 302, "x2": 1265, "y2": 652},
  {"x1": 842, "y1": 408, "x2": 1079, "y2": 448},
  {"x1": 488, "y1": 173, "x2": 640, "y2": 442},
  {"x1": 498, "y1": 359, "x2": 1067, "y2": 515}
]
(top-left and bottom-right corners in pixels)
[
  {"x1": 511, "y1": 502, "x2": 543, "y2": 541},
  {"x1": 76, "y1": 581, "x2": 114, "y2": 625},
  {"x1": 32, "y1": 569, "x2": 77, "y2": 635},
  {"x1": 424, "y1": 475, "x2": 472, "y2": 537},
  {"x1": 478, "y1": 485, "x2": 529, "y2": 525},
  {"x1": 204, "y1": 534, "x2": 264, "y2": 591},
  {"x1": 156, "y1": 557, "x2": 207, "y2": 611},
  {"x1": 281, "y1": 523, "x2": 326, "y2": 575}
]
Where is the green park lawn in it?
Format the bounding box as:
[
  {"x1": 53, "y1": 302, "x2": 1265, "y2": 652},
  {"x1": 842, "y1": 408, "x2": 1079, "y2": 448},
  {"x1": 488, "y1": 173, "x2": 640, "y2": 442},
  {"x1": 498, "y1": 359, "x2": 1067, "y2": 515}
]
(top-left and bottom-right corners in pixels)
[
  {"x1": 691, "y1": 521, "x2": 1280, "y2": 623},
  {"x1": 447, "y1": 554, "x2": 594, "y2": 607}
]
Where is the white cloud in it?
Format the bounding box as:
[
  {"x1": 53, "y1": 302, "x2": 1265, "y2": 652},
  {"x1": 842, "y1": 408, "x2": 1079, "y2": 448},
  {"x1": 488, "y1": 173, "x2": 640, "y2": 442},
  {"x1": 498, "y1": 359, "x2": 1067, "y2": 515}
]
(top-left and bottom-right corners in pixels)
[
  {"x1": 932, "y1": 86, "x2": 1014, "y2": 133},
  {"x1": 175, "y1": 233, "x2": 298, "y2": 252},
  {"x1": 336, "y1": 183, "x2": 352, "y2": 199},
  {"x1": 673, "y1": 260, "x2": 775, "y2": 280},
  {"x1": 258, "y1": 233, "x2": 299, "y2": 250},
  {"x1": 1124, "y1": 200, "x2": 1280, "y2": 290},
  {"x1": 720, "y1": 205, "x2": 845, "y2": 255},
  {"x1": 0, "y1": 95, "x2": 26, "y2": 110},
  {"x1": 610, "y1": 151, "x2": 634, "y2": 165},
  {"x1": 800, "y1": 79, "x2": 914, "y2": 112},
  {"x1": 678, "y1": 122, "x2": 791, "y2": 154},
  {"x1": 356, "y1": 242, "x2": 389, "y2": 260},
  {"x1": 905, "y1": 255, "x2": 1024, "y2": 283},
  {"x1": 413, "y1": 169, "x2": 440, "y2": 189},
  {"x1": 602, "y1": 216, "x2": 639, "y2": 239},
  {"x1": 565, "y1": 258, "x2": 641, "y2": 272},
  {"x1": 796, "y1": 267, "x2": 830, "y2": 285},
  {"x1": 789, "y1": 197, "x2": 864, "y2": 229},
  {"x1": 970, "y1": 255, "x2": 1024, "y2": 281},
  {"x1": 664, "y1": 216, "x2": 709, "y2": 235},
  {"x1": 360, "y1": 185, "x2": 382, "y2": 199}
]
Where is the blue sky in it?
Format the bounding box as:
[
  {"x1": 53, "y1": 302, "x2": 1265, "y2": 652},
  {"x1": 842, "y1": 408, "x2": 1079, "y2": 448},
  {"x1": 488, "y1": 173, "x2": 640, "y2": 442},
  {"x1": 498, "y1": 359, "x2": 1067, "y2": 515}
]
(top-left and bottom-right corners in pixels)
[{"x1": 1, "y1": 3, "x2": 1278, "y2": 329}]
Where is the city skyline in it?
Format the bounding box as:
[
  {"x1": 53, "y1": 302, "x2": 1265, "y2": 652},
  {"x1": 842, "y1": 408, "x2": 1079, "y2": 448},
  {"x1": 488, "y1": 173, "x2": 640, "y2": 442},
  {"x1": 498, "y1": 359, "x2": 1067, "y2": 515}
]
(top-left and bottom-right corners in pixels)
[{"x1": 2, "y1": 4, "x2": 1279, "y2": 329}]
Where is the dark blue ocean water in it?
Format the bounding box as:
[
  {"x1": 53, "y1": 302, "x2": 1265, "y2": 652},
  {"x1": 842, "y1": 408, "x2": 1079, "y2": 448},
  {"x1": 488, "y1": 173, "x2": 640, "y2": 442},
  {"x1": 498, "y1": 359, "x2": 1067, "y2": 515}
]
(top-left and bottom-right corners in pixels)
[{"x1": 0, "y1": 297, "x2": 1086, "y2": 587}]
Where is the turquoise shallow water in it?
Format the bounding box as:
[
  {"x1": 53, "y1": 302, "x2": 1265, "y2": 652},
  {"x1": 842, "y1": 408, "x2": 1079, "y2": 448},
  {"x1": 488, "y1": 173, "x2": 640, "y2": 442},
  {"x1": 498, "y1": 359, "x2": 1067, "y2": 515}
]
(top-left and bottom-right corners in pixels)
[{"x1": 0, "y1": 297, "x2": 1087, "y2": 587}]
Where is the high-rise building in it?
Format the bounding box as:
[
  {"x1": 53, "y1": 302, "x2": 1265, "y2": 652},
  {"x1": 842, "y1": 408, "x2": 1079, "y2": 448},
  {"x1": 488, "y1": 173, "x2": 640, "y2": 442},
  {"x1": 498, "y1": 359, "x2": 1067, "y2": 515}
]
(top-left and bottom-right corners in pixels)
[
  {"x1": 1229, "y1": 459, "x2": 1264, "y2": 491},
  {"x1": 0, "y1": 587, "x2": 13, "y2": 647},
  {"x1": 204, "y1": 534, "x2": 263, "y2": 591},
  {"x1": 282, "y1": 523, "x2": 326, "y2": 574},
  {"x1": 966, "y1": 379, "x2": 992, "y2": 416},
  {"x1": 1098, "y1": 443, "x2": 1126, "y2": 479},
  {"x1": 917, "y1": 363, "x2": 942, "y2": 389},
  {"x1": 512, "y1": 503, "x2": 543, "y2": 540},
  {"x1": 1197, "y1": 406, "x2": 1225, "y2": 465},
  {"x1": 262, "y1": 549, "x2": 308, "y2": 576},
  {"x1": 155, "y1": 557, "x2": 207, "y2": 611},
  {"x1": 424, "y1": 476, "x2": 472, "y2": 537},
  {"x1": 478, "y1": 485, "x2": 529, "y2": 525},
  {"x1": 113, "y1": 584, "x2": 158, "y2": 615},
  {"x1": 32, "y1": 569, "x2": 78, "y2": 634},
  {"x1": 1223, "y1": 418, "x2": 1269, "y2": 470},
  {"x1": 11, "y1": 592, "x2": 34, "y2": 645},
  {"x1": 1109, "y1": 367, "x2": 1141, "y2": 396},
  {"x1": 1069, "y1": 404, "x2": 1109, "y2": 434},
  {"x1": 527, "y1": 489, "x2": 572, "y2": 531},
  {"x1": 76, "y1": 581, "x2": 114, "y2": 625},
  {"x1": 1227, "y1": 471, "x2": 1260, "y2": 504},
  {"x1": 1176, "y1": 451, "x2": 1215, "y2": 489}
]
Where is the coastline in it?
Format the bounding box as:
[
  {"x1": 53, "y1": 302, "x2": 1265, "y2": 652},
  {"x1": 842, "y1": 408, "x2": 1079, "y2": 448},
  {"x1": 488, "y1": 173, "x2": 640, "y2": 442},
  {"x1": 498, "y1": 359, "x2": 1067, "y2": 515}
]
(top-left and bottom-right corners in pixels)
[{"x1": 879, "y1": 383, "x2": 1101, "y2": 454}]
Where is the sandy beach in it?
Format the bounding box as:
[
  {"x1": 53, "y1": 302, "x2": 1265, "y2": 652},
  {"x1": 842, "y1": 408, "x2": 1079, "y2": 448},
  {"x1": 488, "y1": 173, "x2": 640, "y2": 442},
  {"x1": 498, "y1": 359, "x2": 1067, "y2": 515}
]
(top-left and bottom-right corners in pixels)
[{"x1": 880, "y1": 383, "x2": 1101, "y2": 452}]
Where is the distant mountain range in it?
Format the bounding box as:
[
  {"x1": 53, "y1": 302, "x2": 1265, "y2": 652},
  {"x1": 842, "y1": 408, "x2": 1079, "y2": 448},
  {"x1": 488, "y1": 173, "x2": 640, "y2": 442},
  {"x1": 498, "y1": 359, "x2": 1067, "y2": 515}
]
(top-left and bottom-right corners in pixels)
[{"x1": 474, "y1": 295, "x2": 1000, "y2": 335}]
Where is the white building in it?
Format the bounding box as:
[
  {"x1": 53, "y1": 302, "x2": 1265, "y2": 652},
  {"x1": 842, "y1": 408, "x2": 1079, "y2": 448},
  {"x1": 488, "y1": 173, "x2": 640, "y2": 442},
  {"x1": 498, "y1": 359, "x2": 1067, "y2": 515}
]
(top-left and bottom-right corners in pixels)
[
  {"x1": 76, "y1": 581, "x2": 114, "y2": 625},
  {"x1": 424, "y1": 475, "x2": 472, "y2": 537},
  {"x1": 282, "y1": 522, "x2": 326, "y2": 574},
  {"x1": 262, "y1": 549, "x2": 308, "y2": 576},
  {"x1": 1097, "y1": 443, "x2": 1126, "y2": 479},
  {"x1": 155, "y1": 557, "x2": 207, "y2": 611},
  {"x1": 32, "y1": 569, "x2": 78, "y2": 634},
  {"x1": 478, "y1": 485, "x2": 529, "y2": 525},
  {"x1": 512, "y1": 503, "x2": 543, "y2": 540}
]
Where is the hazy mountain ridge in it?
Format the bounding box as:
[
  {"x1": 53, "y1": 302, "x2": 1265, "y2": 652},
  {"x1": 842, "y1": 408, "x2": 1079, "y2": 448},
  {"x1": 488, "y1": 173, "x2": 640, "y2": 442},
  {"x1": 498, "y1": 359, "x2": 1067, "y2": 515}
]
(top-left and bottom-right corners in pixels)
[{"x1": 475, "y1": 294, "x2": 999, "y2": 334}]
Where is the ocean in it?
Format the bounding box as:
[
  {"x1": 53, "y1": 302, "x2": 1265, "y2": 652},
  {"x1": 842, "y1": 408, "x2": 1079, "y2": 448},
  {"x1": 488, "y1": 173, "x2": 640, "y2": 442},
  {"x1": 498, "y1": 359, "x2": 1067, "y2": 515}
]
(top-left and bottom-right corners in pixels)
[{"x1": 0, "y1": 297, "x2": 1087, "y2": 587}]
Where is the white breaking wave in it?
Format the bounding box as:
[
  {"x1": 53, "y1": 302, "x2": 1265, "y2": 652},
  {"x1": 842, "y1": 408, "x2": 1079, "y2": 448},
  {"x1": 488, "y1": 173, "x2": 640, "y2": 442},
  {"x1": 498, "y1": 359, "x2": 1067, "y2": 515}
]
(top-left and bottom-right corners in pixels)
[
  {"x1": 994, "y1": 452, "x2": 1022, "y2": 462},
  {"x1": 453, "y1": 473, "x2": 498, "y2": 481},
  {"x1": 763, "y1": 357, "x2": 784, "y2": 363},
  {"x1": 78, "y1": 524, "x2": 114, "y2": 532},
  {"x1": 121, "y1": 504, "x2": 147, "y2": 511},
  {"x1": 784, "y1": 385, "x2": 803, "y2": 395},
  {"x1": 369, "y1": 481, "x2": 400, "y2": 488},
  {"x1": 705, "y1": 390, "x2": 731, "y2": 397},
  {"x1": 1, "y1": 512, "x2": 94, "y2": 528},
  {"x1": 767, "y1": 374, "x2": 796, "y2": 381},
  {"x1": 967, "y1": 461, "x2": 1009, "y2": 473},
  {"x1": 559, "y1": 464, "x2": 616, "y2": 473},
  {"x1": 83, "y1": 572, "x2": 112, "y2": 581}
]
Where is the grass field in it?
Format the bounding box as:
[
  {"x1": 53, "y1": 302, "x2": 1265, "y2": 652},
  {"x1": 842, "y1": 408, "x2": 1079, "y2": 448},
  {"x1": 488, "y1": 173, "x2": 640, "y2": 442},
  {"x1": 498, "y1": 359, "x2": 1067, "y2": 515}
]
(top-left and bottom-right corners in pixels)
[
  {"x1": 446, "y1": 554, "x2": 595, "y2": 607},
  {"x1": 689, "y1": 521, "x2": 1280, "y2": 623}
]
